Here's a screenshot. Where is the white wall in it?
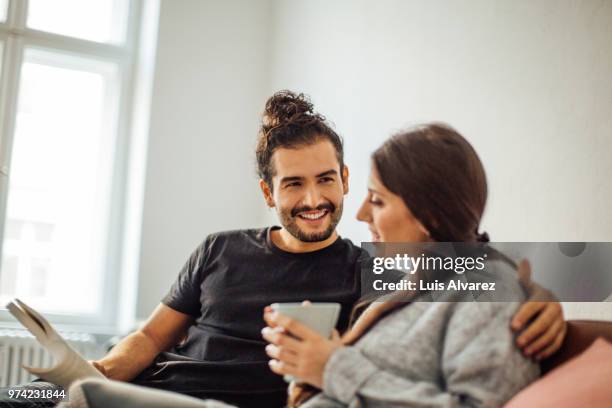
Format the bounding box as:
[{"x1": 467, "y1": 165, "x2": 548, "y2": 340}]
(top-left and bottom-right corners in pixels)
[
  {"x1": 136, "y1": 0, "x2": 273, "y2": 319},
  {"x1": 268, "y1": 0, "x2": 612, "y2": 319},
  {"x1": 136, "y1": 0, "x2": 612, "y2": 321}
]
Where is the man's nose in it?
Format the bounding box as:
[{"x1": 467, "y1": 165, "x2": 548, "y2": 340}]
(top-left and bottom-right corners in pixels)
[{"x1": 303, "y1": 186, "x2": 322, "y2": 208}]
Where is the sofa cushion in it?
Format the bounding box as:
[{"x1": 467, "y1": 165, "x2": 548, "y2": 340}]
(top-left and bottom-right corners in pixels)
[
  {"x1": 542, "y1": 320, "x2": 612, "y2": 374},
  {"x1": 505, "y1": 337, "x2": 612, "y2": 408}
]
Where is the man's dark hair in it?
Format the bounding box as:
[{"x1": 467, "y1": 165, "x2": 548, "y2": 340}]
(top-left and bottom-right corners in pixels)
[{"x1": 256, "y1": 90, "x2": 344, "y2": 188}]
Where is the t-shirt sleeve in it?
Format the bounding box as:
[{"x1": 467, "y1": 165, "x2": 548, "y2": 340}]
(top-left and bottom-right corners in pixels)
[{"x1": 161, "y1": 237, "x2": 211, "y2": 317}]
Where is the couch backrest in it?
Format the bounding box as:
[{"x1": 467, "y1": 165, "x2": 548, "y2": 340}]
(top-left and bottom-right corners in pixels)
[{"x1": 541, "y1": 320, "x2": 612, "y2": 374}]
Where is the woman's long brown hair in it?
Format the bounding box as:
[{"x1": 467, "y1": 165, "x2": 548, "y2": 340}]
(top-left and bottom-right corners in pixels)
[{"x1": 289, "y1": 123, "x2": 490, "y2": 407}]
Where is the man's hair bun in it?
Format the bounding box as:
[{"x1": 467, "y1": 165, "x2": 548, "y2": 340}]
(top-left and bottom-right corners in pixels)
[{"x1": 262, "y1": 90, "x2": 321, "y2": 128}]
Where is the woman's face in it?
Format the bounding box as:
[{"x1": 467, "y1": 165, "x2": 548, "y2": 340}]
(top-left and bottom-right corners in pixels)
[{"x1": 356, "y1": 165, "x2": 431, "y2": 243}]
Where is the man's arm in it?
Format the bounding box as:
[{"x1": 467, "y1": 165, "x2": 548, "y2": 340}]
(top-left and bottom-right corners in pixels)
[{"x1": 93, "y1": 303, "x2": 194, "y2": 381}]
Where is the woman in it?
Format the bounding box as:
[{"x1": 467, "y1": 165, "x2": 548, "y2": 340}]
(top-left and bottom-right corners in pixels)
[{"x1": 261, "y1": 123, "x2": 540, "y2": 407}]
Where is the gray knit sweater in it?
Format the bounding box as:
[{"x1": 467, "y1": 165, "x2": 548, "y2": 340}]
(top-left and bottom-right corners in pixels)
[{"x1": 302, "y1": 267, "x2": 540, "y2": 407}]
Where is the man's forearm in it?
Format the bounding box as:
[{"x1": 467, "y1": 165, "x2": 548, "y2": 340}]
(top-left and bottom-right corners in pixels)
[{"x1": 96, "y1": 330, "x2": 161, "y2": 382}]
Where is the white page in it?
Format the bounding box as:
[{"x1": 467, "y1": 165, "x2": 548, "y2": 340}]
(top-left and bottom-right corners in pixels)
[{"x1": 6, "y1": 298, "x2": 107, "y2": 389}]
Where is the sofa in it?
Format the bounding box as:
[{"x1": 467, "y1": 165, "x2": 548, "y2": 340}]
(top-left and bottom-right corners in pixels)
[
  {"x1": 504, "y1": 319, "x2": 612, "y2": 407},
  {"x1": 541, "y1": 319, "x2": 612, "y2": 374}
]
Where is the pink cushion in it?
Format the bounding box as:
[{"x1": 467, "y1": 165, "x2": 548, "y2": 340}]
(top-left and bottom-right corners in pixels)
[{"x1": 505, "y1": 338, "x2": 612, "y2": 408}]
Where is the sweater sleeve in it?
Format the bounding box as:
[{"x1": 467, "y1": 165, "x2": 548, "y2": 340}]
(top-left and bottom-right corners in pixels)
[{"x1": 320, "y1": 302, "x2": 539, "y2": 408}]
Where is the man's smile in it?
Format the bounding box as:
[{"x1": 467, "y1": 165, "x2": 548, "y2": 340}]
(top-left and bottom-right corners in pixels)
[{"x1": 297, "y1": 209, "x2": 329, "y2": 220}]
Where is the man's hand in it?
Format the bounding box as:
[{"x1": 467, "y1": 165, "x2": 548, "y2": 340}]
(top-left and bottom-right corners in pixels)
[{"x1": 512, "y1": 259, "x2": 567, "y2": 360}]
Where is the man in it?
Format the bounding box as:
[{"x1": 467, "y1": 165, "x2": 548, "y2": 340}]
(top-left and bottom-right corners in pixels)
[{"x1": 0, "y1": 91, "x2": 565, "y2": 408}]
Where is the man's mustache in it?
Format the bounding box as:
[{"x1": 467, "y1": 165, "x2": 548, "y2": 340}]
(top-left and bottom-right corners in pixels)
[{"x1": 291, "y1": 203, "x2": 335, "y2": 217}]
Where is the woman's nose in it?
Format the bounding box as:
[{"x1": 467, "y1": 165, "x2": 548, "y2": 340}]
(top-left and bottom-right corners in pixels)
[{"x1": 356, "y1": 199, "x2": 371, "y2": 222}]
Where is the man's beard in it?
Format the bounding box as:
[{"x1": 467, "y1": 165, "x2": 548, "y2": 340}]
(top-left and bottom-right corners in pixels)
[{"x1": 278, "y1": 201, "x2": 343, "y2": 243}]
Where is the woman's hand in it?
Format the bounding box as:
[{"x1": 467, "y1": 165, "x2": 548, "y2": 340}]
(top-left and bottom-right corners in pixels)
[
  {"x1": 512, "y1": 259, "x2": 567, "y2": 360},
  {"x1": 262, "y1": 308, "x2": 343, "y2": 389},
  {"x1": 89, "y1": 360, "x2": 108, "y2": 377}
]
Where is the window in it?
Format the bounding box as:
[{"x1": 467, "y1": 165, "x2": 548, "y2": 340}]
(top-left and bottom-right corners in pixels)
[
  {"x1": 0, "y1": 0, "x2": 7, "y2": 23},
  {"x1": 27, "y1": 0, "x2": 128, "y2": 44},
  {"x1": 0, "y1": 0, "x2": 154, "y2": 328}
]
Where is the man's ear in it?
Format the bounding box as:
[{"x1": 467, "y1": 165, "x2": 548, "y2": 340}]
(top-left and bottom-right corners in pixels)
[
  {"x1": 259, "y1": 179, "x2": 275, "y2": 208},
  {"x1": 341, "y1": 165, "x2": 350, "y2": 195}
]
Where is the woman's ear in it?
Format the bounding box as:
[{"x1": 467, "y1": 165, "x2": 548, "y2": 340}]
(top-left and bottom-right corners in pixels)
[
  {"x1": 259, "y1": 179, "x2": 275, "y2": 208},
  {"x1": 417, "y1": 220, "x2": 431, "y2": 240},
  {"x1": 342, "y1": 165, "x2": 350, "y2": 195}
]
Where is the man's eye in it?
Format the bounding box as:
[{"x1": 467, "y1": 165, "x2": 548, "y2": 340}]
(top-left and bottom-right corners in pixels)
[
  {"x1": 286, "y1": 182, "x2": 301, "y2": 188},
  {"x1": 319, "y1": 177, "x2": 334, "y2": 183}
]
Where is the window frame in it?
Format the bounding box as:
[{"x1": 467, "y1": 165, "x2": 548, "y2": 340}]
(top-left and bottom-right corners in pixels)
[{"x1": 0, "y1": 0, "x2": 150, "y2": 332}]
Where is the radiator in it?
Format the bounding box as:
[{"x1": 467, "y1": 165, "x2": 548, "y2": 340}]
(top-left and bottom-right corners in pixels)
[{"x1": 0, "y1": 328, "x2": 104, "y2": 387}]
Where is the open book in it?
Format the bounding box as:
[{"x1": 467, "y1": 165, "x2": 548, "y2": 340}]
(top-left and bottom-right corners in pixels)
[{"x1": 6, "y1": 298, "x2": 107, "y2": 389}]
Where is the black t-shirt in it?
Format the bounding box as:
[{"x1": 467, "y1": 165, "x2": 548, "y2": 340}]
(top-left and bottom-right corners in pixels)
[{"x1": 132, "y1": 226, "x2": 366, "y2": 408}]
